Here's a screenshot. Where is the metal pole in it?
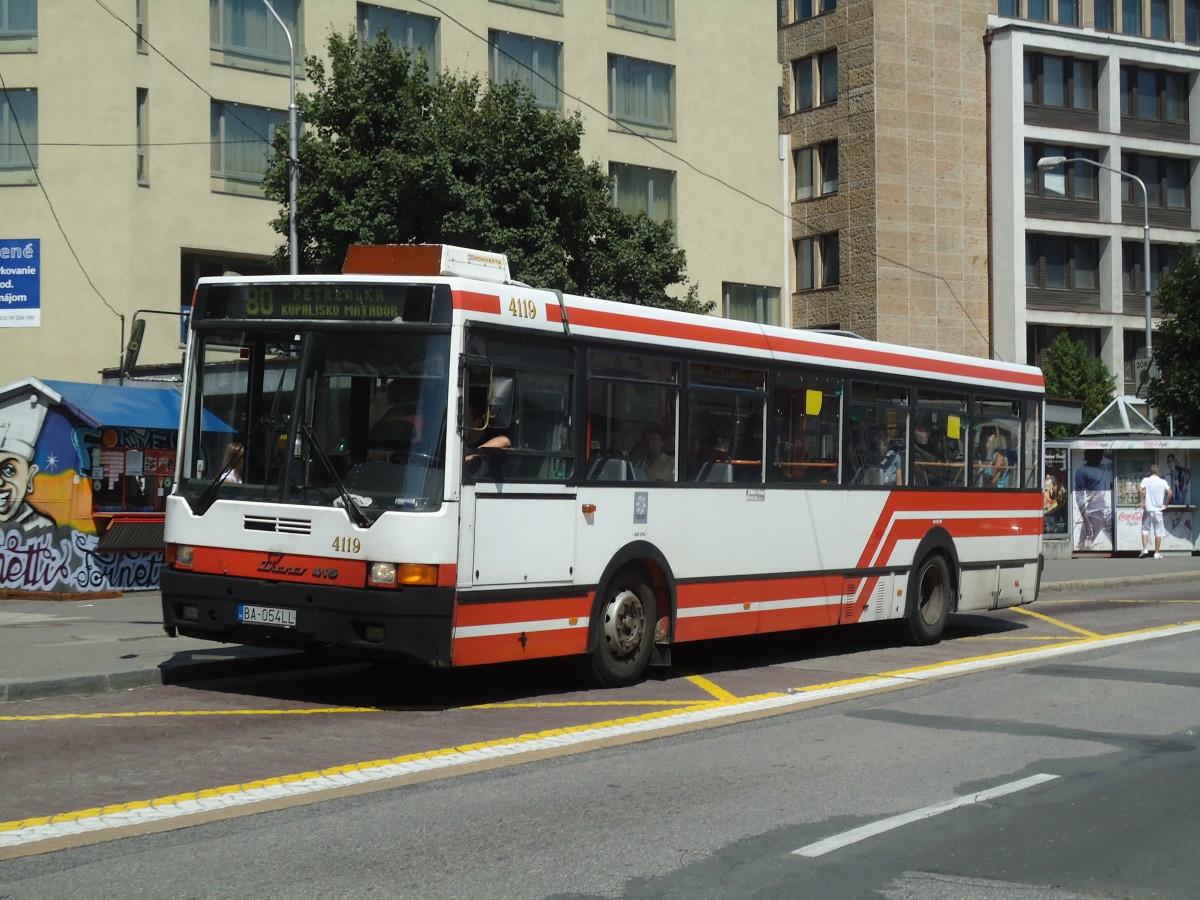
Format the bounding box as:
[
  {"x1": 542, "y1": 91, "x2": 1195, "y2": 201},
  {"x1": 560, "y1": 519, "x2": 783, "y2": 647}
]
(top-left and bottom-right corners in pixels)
[
  {"x1": 1036, "y1": 155, "x2": 1154, "y2": 364},
  {"x1": 262, "y1": 0, "x2": 298, "y2": 276}
]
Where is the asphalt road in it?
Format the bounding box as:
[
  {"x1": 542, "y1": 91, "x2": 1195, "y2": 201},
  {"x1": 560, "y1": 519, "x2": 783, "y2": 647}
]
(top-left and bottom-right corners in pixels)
[{"x1": 2, "y1": 609, "x2": 1198, "y2": 898}]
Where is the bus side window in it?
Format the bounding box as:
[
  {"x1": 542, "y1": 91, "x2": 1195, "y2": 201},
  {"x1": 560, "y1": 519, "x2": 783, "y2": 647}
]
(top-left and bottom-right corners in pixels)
[{"x1": 771, "y1": 370, "x2": 841, "y2": 484}]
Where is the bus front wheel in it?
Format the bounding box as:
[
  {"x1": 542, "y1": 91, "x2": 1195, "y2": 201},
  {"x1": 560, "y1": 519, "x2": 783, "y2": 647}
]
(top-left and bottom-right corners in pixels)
[
  {"x1": 895, "y1": 554, "x2": 951, "y2": 646},
  {"x1": 576, "y1": 566, "x2": 657, "y2": 688}
]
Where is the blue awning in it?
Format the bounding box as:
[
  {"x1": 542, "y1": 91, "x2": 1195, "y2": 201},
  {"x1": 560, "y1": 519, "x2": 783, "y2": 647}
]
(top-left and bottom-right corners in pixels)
[{"x1": 42, "y1": 380, "x2": 234, "y2": 433}]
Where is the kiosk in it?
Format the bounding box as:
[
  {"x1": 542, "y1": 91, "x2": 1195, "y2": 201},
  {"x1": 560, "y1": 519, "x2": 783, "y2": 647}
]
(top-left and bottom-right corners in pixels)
[{"x1": 1046, "y1": 397, "x2": 1197, "y2": 557}]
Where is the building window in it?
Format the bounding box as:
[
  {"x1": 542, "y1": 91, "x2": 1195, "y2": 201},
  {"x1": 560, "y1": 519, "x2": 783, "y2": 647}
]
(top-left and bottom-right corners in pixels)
[
  {"x1": 0, "y1": 87, "x2": 35, "y2": 181},
  {"x1": 1123, "y1": 242, "x2": 1178, "y2": 294},
  {"x1": 1150, "y1": 0, "x2": 1169, "y2": 37},
  {"x1": 1120, "y1": 0, "x2": 1142, "y2": 34},
  {"x1": 490, "y1": 0, "x2": 563, "y2": 14},
  {"x1": 490, "y1": 31, "x2": 562, "y2": 110},
  {"x1": 1120, "y1": 66, "x2": 1188, "y2": 124},
  {"x1": 724, "y1": 283, "x2": 781, "y2": 326},
  {"x1": 794, "y1": 0, "x2": 836, "y2": 22},
  {"x1": 1024, "y1": 53, "x2": 1096, "y2": 111},
  {"x1": 1025, "y1": 144, "x2": 1098, "y2": 200},
  {"x1": 1027, "y1": 325, "x2": 1102, "y2": 367},
  {"x1": 1025, "y1": 234, "x2": 1100, "y2": 291},
  {"x1": 998, "y1": 0, "x2": 1079, "y2": 22},
  {"x1": 795, "y1": 141, "x2": 838, "y2": 200},
  {"x1": 357, "y1": 5, "x2": 438, "y2": 68},
  {"x1": 609, "y1": 55, "x2": 675, "y2": 139},
  {"x1": 135, "y1": 0, "x2": 147, "y2": 53},
  {"x1": 610, "y1": 163, "x2": 676, "y2": 226},
  {"x1": 210, "y1": 0, "x2": 300, "y2": 72},
  {"x1": 137, "y1": 88, "x2": 149, "y2": 185},
  {"x1": 1120, "y1": 153, "x2": 1190, "y2": 210},
  {"x1": 210, "y1": 101, "x2": 286, "y2": 195},
  {"x1": 607, "y1": 0, "x2": 673, "y2": 38},
  {"x1": 0, "y1": 0, "x2": 36, "y2": 51},
  {"x1": 1187, "y1": 0, "x2": 1199, "y2": 42},
  {"x1": 794, "y1": 50, "x2": 837, "y2": 112},
  {"x1": 1094, "y1": 0, "x2": 1115, "y2": 30},
  {"x1": 796, "y1": 233, "x2": 839, "y2": 291}
]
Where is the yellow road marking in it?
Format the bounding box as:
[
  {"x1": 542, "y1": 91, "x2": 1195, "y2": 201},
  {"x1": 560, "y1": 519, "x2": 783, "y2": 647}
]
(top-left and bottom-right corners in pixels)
[
  {"x1": 683, "y1": 673, "x2": 740, "y2": 702},
  {"x1": 1, "y1": 699, "x2": 713, "y2": 723},
  {"x1": 0, "y1": 707, "x2": 380, "y2": 723},
  {"x1": 3, "y1": 619, "x2": 1198, "y2": 840},
  {"x1": 960, "y1": 634, "x2": 1088, "y2": 642},
  {"x1": 1011, "y1": 606, "x2": 1101, "y2": 638},
  {"x1": 784, "y1": 619, "x2": 1200, "y2": 694}
]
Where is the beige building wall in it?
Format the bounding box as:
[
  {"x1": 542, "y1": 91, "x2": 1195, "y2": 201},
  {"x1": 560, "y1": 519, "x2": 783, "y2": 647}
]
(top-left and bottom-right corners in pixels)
[
  {"x1": 0, "y1": 1, "x2": 782, "y2": 386},
  {"x1": 782, "y1": 0, "x2": 991, "y2": 358}
]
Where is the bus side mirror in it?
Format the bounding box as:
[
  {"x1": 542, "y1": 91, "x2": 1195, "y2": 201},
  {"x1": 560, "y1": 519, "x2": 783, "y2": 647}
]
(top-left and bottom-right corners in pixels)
[
  {"x1": 488, "y1": 376, "x2": 514, "y2": 429},
  {"x1": 122, "y1": 318, "x2": 147, "y2": 376}
]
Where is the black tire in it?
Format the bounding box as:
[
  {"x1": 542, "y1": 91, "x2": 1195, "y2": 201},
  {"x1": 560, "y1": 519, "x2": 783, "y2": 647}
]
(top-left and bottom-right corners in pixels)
[
  {"x1": 895, "y1": 554, "x2": 951, "y2": 646},
  {"x1": 574, "y1": 566, "x2": 657, "y2": 688}
]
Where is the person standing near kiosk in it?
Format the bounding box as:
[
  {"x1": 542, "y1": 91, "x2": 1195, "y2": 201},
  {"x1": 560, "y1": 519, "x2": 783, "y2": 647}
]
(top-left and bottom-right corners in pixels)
[{"x1": 1138, "y1": 464, "x2": 1173, "y2": 559}]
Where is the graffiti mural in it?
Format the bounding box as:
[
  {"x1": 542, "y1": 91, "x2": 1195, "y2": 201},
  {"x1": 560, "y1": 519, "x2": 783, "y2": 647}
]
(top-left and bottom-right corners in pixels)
[{"x1": 0, "y1": 379, "x2": 164, "y2": 595}]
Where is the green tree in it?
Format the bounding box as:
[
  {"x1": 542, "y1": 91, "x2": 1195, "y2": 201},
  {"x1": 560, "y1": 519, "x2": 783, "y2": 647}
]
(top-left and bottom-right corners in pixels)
[
  {"x1": 1041, "y1": 332, "x2": 1116, "y2": 439},
  {"x1": 1146, "y1": 243, "x2": 1200, "y2": 434},
  {"x1": 263, "y1": 31, "x2": 709, "y2": 313}
]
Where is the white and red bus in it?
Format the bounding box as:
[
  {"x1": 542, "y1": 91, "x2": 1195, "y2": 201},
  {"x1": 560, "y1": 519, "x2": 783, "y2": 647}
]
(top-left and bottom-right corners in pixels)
[{"x1": 161, "y1": 244, "x2": 1044, "y2": 686}]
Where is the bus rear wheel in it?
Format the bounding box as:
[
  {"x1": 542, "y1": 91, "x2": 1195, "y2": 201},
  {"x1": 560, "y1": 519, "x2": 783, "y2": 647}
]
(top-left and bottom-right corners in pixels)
[
  {"x1": 895, "y1": 554, "x2": 951, "y2": 646},
  {"x1": 576, "y1": 566, "x2": 657, "y2": 688}
]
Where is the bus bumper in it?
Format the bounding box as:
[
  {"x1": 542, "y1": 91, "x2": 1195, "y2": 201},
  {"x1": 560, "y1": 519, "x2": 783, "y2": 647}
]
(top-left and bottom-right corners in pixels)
[{"x1": 160, "y1": 568, "x2": 455, "y2": 668}]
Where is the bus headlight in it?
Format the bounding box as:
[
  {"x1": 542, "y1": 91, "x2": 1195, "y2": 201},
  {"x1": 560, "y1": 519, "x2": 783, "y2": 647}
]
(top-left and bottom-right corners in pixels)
[
  {"x1": 368, "y1": 562, "x2": 438, "y2": 587},
  {"x1": 368, "y1": 562, "x2": 397, "y2": 586},
  {"x1": 170, "y1": 544, "x2": 194, "y2": 569}
]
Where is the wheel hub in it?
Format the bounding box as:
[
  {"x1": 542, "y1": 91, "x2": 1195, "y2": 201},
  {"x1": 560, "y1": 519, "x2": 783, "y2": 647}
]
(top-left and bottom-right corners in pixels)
[{"x1": 603, "y1": 588, "x2": 645, "y2": 657}]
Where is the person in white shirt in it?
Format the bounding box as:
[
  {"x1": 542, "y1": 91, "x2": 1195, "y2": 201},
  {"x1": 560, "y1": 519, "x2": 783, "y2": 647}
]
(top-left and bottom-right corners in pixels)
[{"x1": 1138, "y1": 463, "x2": 1173, "y2": 559}]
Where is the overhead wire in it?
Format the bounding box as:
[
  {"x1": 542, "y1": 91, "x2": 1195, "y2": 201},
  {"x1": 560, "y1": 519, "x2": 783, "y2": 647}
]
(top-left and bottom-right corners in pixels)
[
  {"x1": 75, "y1": 0, "x2": 992, "y2": 356},
  {"x1": 0, "y1": 71, "x2": 120, "y2": 320},
  {"x1": 413, "y1": 0, "x2": 993, "y2": 355}
]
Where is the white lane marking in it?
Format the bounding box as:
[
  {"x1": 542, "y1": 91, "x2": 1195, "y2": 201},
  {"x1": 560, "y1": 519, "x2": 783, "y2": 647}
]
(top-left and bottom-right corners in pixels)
[{"x1": 792, "y1": 773, "x2": 1059, "y2": 858}]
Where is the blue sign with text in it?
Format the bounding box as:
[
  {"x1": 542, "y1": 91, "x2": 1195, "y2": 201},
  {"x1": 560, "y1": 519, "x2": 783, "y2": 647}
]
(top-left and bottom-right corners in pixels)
[{"x1": 0, "y1": 239, "x2": 41, "y2": 328}]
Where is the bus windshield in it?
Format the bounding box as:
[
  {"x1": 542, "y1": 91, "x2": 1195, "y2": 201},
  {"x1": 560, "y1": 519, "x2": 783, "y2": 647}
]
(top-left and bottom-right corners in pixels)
[{"x1": 177, "y1": 326, "x2": 451, "y2": 520}]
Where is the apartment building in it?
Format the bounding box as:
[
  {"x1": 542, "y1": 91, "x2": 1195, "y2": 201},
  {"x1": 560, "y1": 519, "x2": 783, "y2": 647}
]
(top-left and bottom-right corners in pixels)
[
  {"x1": 0, "y1": 1, "x2": 783, "y2": 385},
  {"x1": 990, "y1": 0, "x2": 1200, "y2": 395},
  {"x1": 780, "y1": 0, "x2": 994, "y2": 359},
  {"x1": 780, "y1": 0, "x2": 1200, "y2": 388}
]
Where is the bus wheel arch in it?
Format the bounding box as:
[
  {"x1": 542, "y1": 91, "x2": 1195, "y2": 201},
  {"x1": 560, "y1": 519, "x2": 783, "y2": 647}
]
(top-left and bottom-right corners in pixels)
[
  {"x1": 894, "y1": 528, "x2": 959, "y2": 646},
  {"x1": 575, "y1": 543, "x2": 676, "y2": 687}
]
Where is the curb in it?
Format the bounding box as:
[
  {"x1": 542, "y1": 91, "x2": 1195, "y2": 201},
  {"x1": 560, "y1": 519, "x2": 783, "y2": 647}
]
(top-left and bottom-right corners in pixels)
[
  {"x1": 1039, "y1": 570, "x2": 1198, "y2": 593},
  {"x1": 0, "y1": 650, "x2": 326, "y2": 704}
]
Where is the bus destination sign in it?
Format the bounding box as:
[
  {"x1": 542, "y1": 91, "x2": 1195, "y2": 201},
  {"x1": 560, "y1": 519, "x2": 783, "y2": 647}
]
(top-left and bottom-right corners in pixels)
[{"x1": 200, "y1": 283, "x2": 448, "y2": 323}]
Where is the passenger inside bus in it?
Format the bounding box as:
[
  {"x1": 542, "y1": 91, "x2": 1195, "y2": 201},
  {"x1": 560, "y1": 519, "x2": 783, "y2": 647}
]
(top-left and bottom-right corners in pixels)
[
  {"x1": 465, "y1": 398, "x2": 511, "y2": 462},
  {"x1": 632, "y1": 425, "x2": 675, "y2": 481}
]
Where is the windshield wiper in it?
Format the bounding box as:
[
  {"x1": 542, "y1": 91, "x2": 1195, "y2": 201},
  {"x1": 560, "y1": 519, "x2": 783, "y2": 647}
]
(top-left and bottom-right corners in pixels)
[{"x1": 299, "y1": 423, "x2": 371, "y2": 528}]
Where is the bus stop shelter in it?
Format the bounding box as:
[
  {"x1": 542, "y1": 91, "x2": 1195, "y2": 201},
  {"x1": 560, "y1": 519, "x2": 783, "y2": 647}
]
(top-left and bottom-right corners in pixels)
[{"x1": 1045, "y1": 396, "x2": 1197, "y2": 557}]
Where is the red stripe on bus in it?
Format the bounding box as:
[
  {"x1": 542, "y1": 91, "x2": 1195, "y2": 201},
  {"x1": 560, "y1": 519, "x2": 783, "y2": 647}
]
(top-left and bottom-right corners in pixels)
[
  {"x1": 453, "y1": 290, "x2": 502, "y2": 314},
  {"x1": 191, "y1": 547, "x2": 367, "y2": 586},
  {"x1": 450, "y1": 628, "x2": 589, "y2": 667},
  {"x1": 453, "y1": 595, "x2": 592, "y2": 626},
  {"x1": 545, "y1": 303, "x2": 1043, "y2": 389},
  {"x1": 676, "y1": 573, "x2": 843, "y2": 609}
]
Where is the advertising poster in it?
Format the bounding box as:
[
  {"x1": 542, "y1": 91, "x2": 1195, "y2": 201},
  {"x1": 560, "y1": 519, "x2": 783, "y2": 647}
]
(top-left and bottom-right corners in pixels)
[
  {"x1": 1071, "y1": 448, "x2": 1114, "y2": 552},
  {"x1": 1043, "y1": 448, "x2": 1068, "y2": 536},
  {"x1": 0, "y1": 239, "x2": 40, "y2": 328}
]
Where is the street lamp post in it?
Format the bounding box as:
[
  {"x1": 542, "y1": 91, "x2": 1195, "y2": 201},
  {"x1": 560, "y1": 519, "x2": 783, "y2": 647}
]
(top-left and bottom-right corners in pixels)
[
  {"x1": 262, "y1": 0, "x2": 298, "y2": 276},
  {"x1": 1036, "y1": 155, "x2": 1152, "y2": 361}
]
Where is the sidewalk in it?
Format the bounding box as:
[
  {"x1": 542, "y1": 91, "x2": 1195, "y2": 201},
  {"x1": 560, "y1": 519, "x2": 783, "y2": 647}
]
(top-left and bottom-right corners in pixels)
[{"x1": 1, "y1": 555, "x2": 1196, "y2": 702}]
